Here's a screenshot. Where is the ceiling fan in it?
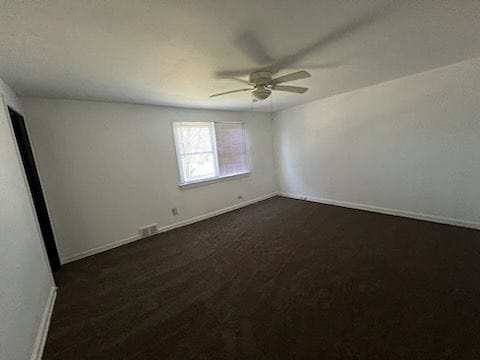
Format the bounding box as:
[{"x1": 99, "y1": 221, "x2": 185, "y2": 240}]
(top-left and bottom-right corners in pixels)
[
  {"x1": 210, "y1": 70, "x2": 311, "y2": 101},
  {"x1": 210, "y1": 7, "x2": 390, "y2": 102}
]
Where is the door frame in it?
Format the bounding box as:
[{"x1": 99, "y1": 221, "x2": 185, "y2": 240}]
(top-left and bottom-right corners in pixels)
[{"x1": 8, "y1": 107, "x2": 61, "y2": 272}]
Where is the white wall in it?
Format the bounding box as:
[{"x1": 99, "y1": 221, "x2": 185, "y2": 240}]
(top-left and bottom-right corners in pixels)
[
  {"x1": 274, "y1": 57, "x2": 480, "y2": 229},
  {"x1": 0, "y1": 79, "x2": 55, "y2": 359},
  {"x1": 21, "y1": 99, "x2": 277, "y2": 262},
  {"x1": 18, "y1": 56, "x2": 480, "y2": 270}
]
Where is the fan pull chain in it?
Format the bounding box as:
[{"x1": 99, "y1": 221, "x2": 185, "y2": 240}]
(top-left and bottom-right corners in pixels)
[
  {"x1": 270, "y1": 92, "x2": 273, "y2": 118},
  {"x1": 251, "y1": 97, "x2": 254, "y2": 120}
]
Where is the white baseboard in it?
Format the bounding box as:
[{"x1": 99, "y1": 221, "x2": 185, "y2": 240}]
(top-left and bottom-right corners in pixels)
[
  {"x1": 61, "y1": 233, "x2": 142, "y2": 264},
  {"x1": 30, "y1": 286, "x2": 57, "y2": 360},
  {"x1": 61, "y1": 192, "x2": 278, "y2": 264},
  {"x1": 279, "y1": 192, "x2": 480, "y2": 231},
  {"x1": 155, "y1": 192, "x2": 278, "y2": 234}
]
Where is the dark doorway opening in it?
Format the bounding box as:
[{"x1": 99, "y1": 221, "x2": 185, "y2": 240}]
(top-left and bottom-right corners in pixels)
[{"x1": 8, "y1": 107, "x2": 61, "y2": 273}]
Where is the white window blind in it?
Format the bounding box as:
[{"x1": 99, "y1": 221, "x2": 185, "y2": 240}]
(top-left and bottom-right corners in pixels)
[
  {"x1": 215, "y1": 122, "x2": 248, "y2": 177},
  {"x1": 173, "y1": 121, "x2": 248, "y2": 185}
]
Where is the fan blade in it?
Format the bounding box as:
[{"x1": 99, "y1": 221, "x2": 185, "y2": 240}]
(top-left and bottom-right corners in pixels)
[
  {"x1": 210, "y1": 88, "x2": 252, "y2": 98},
  {"x1": 272, "y1": 85, "x2": 308, "y2": 94},
  {"x1": 231, "y1": 77, "x2": 251, "y2": 85},
  {"x1": 215, "y1": 76, "x2": 251, "y2": 85},
  {"x1": 270, "y1": 71, "x2": 311, "y2": 85}
]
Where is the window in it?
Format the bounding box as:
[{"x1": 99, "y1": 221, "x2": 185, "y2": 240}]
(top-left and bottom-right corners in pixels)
[{"x1": 173, "y1": 121, "x2": 248, "y2": 185}]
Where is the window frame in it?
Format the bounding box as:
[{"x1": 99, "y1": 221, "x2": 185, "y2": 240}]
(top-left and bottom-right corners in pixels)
[{"x1": 172, "y1": 120, "x2": 250, "y2": 188}]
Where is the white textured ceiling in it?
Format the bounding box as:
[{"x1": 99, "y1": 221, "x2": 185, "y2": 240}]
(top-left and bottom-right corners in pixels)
[{"x1": 0, "y1": 0, "x2": 479, "y2": 111}]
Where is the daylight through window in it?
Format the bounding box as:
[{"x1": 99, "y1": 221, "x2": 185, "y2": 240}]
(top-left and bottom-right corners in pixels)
[{"x1": 173, "y1": 121, "x2": 248, "y2": 184}]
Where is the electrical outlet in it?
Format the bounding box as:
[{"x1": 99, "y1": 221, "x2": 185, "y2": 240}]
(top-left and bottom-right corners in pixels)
[
  {"x1": 237, "y1": 195, "x2": 243, "y2": 200},
  {"x1": 171, "y1": 207, "x2": 178, "y2": 216}
]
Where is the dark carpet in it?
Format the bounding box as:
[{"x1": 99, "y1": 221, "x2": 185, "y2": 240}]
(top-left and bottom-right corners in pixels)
[{"x1": 44, "y1": 196, "x2": 480, "y2": 359}]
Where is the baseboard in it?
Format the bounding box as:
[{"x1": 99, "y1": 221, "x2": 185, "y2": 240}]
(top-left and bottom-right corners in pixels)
[
  {"x1": 279, "y1": 192, "x2": 480, "y2": 231},
  {"x1": 61, "y1": 233, "x2": 142, "y2": 264},
  {"x1": 30, "y1": 286, "x2": 57, "y2": 360},
  {"x1": 61, "y1": 192, "x2": 278, "y2": 264},
  {"x1": 155, "y1": 192, "x2": 278, "y2": 234}
]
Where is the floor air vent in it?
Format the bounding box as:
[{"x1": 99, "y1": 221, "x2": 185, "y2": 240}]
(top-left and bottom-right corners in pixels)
[{"x1": 139, "y1": 223, "x2": 158, "y2": 237}]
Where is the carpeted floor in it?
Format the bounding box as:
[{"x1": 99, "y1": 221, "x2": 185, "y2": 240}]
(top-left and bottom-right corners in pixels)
[{"x1": 44, "y1": 196, "x2": 480, "y2": 359}]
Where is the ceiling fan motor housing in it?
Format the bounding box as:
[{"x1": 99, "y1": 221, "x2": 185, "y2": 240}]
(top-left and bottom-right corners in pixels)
[
  {"x1": 249, "y1": 71, "x2": 272, "y2": 86},
  {"x1": 250, "y1": 71, "x2": 273, "y2": 100}
]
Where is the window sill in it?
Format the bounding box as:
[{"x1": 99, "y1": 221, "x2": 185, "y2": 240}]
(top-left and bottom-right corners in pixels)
[{"x1": 178, "y1": 172, "x2": 251, "y2": 190}]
